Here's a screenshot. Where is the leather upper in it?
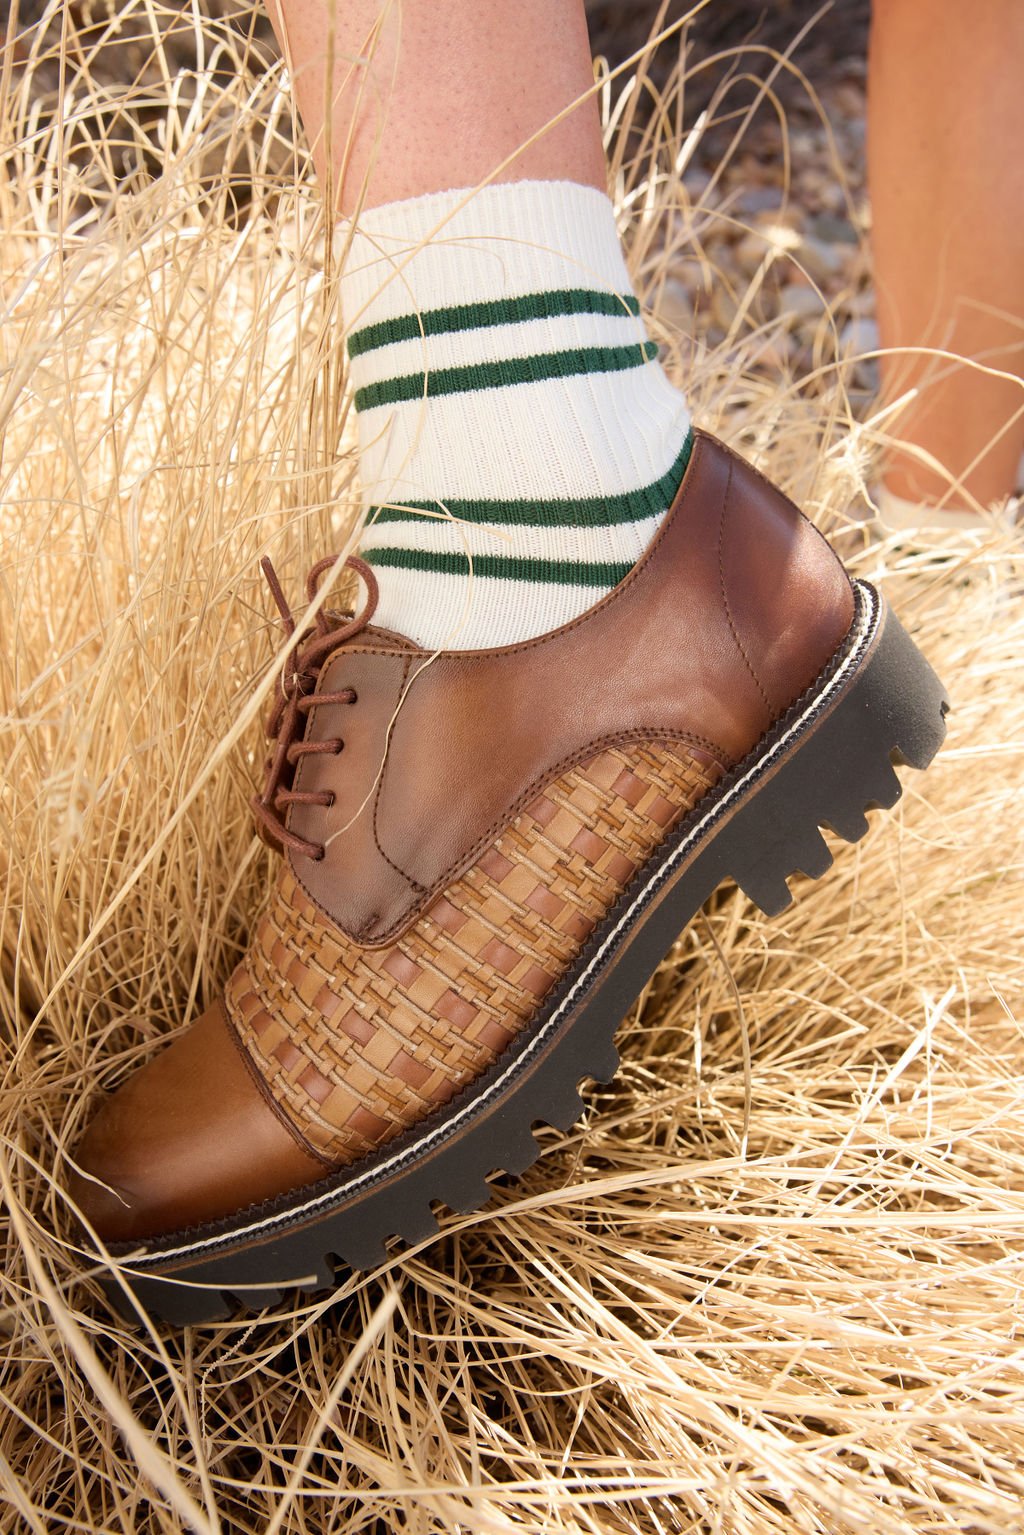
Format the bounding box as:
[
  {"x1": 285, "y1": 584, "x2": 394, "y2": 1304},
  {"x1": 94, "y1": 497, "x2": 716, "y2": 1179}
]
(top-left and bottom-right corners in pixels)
[
  {"x1": 68, "y1": 428, "x2": 855, "y2": 1246},
  {"x1": 287, "y1": 431, "x2": 854, "y2": 946},
  {"x1": 67, "y1": 1001, "x2": 326, "y2": 1243}
]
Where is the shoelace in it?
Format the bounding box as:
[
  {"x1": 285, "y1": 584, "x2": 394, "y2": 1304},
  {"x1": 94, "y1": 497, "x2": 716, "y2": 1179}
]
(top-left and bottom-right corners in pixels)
[{"x1": 251, "y1": 552, "x2": 379, "y2": 861}]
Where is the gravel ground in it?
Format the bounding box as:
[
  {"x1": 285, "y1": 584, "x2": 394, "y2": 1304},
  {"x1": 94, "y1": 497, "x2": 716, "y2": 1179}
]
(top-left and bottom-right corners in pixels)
[{"x1": 667, "y1": 4, "x2": 877, "y2": 394}]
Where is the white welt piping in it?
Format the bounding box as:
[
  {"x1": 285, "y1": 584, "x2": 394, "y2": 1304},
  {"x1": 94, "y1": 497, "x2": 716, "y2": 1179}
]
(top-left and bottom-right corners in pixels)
[{"x1": 128, "y1": 581, "x2": 879, "y2": 1269}]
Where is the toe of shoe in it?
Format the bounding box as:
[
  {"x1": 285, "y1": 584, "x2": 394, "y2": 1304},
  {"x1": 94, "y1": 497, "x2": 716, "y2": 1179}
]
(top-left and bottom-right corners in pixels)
[{"x1": 66, "y1": 998, "x2": 329, "y2": 1245}]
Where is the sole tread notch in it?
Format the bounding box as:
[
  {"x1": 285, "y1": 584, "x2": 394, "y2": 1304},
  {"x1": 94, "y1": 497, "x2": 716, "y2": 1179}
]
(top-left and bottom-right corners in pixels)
[
  {"x1": 791, "y1": 826, "x2": 834, "y2": 880},
  {"x1": 493, "y1": 1124, "x2": 541, "y2": 1177},
  {"x1": 584, "y1": 1043, "x2": 620, "y2": 1086},
  {"x1": 735, "y1": 867, "x2": 794, "y2": 918}
]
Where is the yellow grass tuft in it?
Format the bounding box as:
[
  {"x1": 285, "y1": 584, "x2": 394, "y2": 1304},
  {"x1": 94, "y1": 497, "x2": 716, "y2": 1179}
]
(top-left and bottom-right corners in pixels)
[{"x1": 2, "y1": 4, "x2": 1023, "y2": 1531}]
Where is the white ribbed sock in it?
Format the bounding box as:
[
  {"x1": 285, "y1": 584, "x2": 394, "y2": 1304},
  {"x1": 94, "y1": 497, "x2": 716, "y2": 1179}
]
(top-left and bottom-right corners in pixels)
[{"x1": 340, "y1": 179, "x2": 692, "y2": 649}]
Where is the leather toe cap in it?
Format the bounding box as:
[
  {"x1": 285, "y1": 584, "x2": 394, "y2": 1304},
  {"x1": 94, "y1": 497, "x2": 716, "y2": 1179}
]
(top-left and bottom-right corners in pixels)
[{"x1": 67, "y1": 999, "x2": 329, "y2": 1244}]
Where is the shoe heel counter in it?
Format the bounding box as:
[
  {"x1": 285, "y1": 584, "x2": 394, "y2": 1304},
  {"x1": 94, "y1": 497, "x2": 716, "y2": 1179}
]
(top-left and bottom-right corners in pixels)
[{"x1": 715, "y1": 439, "x2": 856, "y2": 719}]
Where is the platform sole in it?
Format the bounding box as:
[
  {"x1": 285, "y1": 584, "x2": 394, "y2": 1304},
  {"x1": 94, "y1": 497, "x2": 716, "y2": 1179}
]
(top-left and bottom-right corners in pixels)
[{"x1": 101, "y1": 581, "x2": 949, "y2": 1324}]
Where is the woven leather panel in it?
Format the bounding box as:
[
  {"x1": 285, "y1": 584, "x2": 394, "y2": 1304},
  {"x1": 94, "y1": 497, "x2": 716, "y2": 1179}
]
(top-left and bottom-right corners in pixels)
[{"x1": 225, "y1": 742, "x2": 720, "y2": 1164}]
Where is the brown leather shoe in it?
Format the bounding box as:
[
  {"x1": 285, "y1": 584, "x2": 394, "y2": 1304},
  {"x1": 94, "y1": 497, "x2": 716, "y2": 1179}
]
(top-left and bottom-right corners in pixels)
[{"x1": 67, "y1": 431, "x2": 948, "y2": 1321}]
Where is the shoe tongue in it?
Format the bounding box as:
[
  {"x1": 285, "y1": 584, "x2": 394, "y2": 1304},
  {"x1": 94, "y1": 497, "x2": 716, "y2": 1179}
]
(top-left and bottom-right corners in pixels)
[
  {"x1": 357, "y1": 621, "x2": 423, "y2": 653},
  {"x1": 322, "y1": 616, "x2": 421, "y2": 655}
]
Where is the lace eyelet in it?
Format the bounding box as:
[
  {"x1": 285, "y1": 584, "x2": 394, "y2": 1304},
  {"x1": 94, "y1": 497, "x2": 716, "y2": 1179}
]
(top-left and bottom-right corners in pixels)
[
  {"x1": 254, "y1": 553, "x2": 378, "y2": 855},
  {"x1": 347, "y1": 689, "x2": 358, "y2": 705}
]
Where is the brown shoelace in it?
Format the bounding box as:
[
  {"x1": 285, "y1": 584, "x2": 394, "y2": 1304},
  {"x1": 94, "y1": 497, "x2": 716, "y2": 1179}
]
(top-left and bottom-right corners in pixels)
[{"x1": 251, "y1": 553, "x2": 379, "y2": 861}]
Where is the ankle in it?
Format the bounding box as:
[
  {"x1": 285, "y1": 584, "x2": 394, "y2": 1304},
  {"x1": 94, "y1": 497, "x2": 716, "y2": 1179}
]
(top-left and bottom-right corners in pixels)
[{"x1": 341, "y1": 180, "x2": 692, "y2": 650}]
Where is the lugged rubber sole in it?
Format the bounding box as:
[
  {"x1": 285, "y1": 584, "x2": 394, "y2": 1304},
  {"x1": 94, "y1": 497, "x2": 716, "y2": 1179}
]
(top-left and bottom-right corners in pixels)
[{"x1": 97, "y1": 581, "x2": 949, "y2": 1324}]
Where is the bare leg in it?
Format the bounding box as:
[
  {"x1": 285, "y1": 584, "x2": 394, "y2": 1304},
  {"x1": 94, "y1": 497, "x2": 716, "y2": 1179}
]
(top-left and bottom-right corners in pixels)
[
  {"x1": 264, "y1": 0, "x2": 606, "y2": 215},
  {"x1": 868, "y1": 0, "x2": 1024, "y2": 511}
]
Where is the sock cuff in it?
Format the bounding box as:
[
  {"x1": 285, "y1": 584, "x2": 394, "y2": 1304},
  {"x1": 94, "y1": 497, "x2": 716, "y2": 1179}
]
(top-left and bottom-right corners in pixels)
[
  {"x1": 338, "y1": 179, "x2": 635, "y2": 335},
  {"x1": 338, "y1": 179, "x2": 691, "y2": 649},
  {"x1": 337, "y1": 177, "x2": 616, "y2": 236}
]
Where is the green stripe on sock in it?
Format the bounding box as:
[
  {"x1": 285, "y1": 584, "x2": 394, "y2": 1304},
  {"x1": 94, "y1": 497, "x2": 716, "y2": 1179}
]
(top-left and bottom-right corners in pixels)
[
  {"x1": 354, "y1": 341, "x2": 659, "y2": 413},
  {"x1": 359, "y1": 546, "x2": 634, "y2": 587},
  {"x1": 364, "y1": 428, "x2": 693, "y2": 532},
  {"x1": 347, "y1": 288, "x2": 642, "y2": 359}
]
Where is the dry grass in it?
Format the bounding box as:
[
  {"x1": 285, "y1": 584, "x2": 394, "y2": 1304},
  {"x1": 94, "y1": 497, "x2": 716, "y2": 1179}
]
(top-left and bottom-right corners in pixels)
[{"x1": 2, "y1": 4, "x2": 1024, "y2": 1532}]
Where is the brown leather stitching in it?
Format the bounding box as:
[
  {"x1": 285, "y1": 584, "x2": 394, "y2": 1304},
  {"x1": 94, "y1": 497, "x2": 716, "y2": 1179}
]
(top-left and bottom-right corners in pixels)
[
  {"x1": 287, "y1": 433, "x2": 709, "y2": 671},
  {"x1": 710, "y1": 435, "x2": 856, "y2": 604},
  {"x1": 370, "y1": 654, "x2": 428, "y2": 895},
  {"x1": 716, "y1": 457, "x2": 773, "y2": 718},
  {"x1": 359, "y1": 725, "x2": 728, "y2": 945},
  {"x1": 290, "y1": 725, "x2": 727, "y2": 950},
  {"x1": 221, "y1": 999, "x2": 335, "y2": 1169},
  {"x1": 226, "y1": 740, "x2": 720, "y2": 1164}
]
